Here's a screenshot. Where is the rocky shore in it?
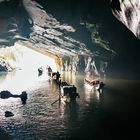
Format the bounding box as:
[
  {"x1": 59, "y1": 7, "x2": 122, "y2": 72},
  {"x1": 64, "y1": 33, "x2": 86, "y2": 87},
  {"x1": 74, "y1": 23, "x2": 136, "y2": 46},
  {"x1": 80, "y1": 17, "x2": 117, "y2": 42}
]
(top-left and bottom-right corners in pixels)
[{"x1": 0, "y1": 58, "x2": 14, "y2": 72}]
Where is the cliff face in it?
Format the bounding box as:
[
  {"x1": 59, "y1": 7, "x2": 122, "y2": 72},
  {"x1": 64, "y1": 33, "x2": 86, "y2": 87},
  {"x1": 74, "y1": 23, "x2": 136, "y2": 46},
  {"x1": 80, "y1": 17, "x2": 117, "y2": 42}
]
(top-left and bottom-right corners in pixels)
[{"x1": 111, "y1": 0, "x2": 140, "y2": 39}]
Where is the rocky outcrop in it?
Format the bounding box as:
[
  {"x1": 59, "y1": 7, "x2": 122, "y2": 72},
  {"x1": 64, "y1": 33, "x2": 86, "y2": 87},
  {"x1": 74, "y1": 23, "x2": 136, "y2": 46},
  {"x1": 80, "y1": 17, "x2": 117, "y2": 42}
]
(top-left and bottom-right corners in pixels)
[
  {"x1": 111, "y1": 0, "x2": 140, "y2": 39},
  {"x1": 22, "y1": 0, "x2": 92, "y2": 57},
  {"x1": 0, "y1": 0, "x2": 116, "y2": 75},
  {"x1": 21, "y1": 0, "x2": 115, "y2": 74},
  {"x1": 0, "y1": 90, "x2": 28, "y2": 104},
  {"x1": 0, "y1": 0, "x2": 27, "y2": 46},
  {"x1": 0, "y1": 58, "x2": 13, "y2": 72},
  {"x1": 5, "y1": 111, "x2": 14, "y2": 117}
]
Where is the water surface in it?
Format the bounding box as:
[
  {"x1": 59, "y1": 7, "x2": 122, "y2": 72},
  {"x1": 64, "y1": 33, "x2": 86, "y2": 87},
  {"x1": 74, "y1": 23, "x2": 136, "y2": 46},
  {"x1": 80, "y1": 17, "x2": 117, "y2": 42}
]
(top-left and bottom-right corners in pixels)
[{"x1": 0, "y1": 71, "x2": 140, "y2": 140}]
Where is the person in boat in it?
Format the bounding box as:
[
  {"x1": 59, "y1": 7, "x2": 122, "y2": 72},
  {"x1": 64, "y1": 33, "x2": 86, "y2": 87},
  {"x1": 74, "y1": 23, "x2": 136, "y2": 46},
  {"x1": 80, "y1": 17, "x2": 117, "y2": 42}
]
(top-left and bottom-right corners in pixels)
[
  {"x1": 47, "y1": 66, "x2": 52, "y2": 76},
  {"x1": 55, "y1": 71, "x2": 61, "y2": 83},
  {"x1": 38, "y1": 67, "x2": 43, "y2": 76},
  {"x1": 61, "y1": 84, "x2": 80, "y2": 102},
  {"x1": 91, "y1": 80, "x2": 97, "y2": 85},
  {"x1": 69, "y1": 85, "x2": 80, "y2": 101},
  {"x1": 85, "y1": 79, "x2": 98, "y2": 86},
  {"x1": 61, "y1": 81, "x2": 69, "y2": 86},
  {"x1": 51, "y1": 71, "x2": 61, "y2": 84},
  {"x1": 20, "y1": 91, "x2": 28, "y2": 104},
  {"x1": 56, "y1": 71, "x2": 60, "y2": 78},
  {"x1": 98, "y1": 81, "x2": 105, "y2": 93}
]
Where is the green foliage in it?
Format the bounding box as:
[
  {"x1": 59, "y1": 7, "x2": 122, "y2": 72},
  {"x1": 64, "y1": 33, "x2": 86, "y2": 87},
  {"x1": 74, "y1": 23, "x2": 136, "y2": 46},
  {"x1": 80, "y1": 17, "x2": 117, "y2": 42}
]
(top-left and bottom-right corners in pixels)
[
  {"x1": 0, "y1": 48, "x2": 16, "y2": 61},
  {"x1": 9, "y1": 53, "x2": 16, "y2": 61}
]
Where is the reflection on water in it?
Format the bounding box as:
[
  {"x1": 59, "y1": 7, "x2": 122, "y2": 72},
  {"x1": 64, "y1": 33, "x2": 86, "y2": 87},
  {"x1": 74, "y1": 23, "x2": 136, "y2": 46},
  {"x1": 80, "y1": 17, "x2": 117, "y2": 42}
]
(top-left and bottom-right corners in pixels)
[
  {"x1": 0, "y1": 69, "x2": 50, "y2": 94},
  {"x1": 60, "y1": 71, "x2": 76, "y2": 85},
  {"x1": 0, "y1": 70, "x2": 102, "y2": 140},
  {"x1": 1, "y1": 70, "x2": 139, "y2": 139},
  {"x1": 84, "y1": 83, "x2": 100, "y2": 102}
]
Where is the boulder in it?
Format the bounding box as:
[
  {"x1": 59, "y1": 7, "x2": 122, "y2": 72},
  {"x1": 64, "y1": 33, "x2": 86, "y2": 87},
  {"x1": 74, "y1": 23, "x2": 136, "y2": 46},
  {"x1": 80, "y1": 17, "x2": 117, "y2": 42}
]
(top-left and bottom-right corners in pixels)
[
  {"x1": 0, "y1": 58, "x2": 13, "y2": 72},
  {"x1": 0, "y1": 90, "x2": 13, "y2": 99},
  {"x1": 5, "y1": 111, "x2": 14, "y2": 117}
]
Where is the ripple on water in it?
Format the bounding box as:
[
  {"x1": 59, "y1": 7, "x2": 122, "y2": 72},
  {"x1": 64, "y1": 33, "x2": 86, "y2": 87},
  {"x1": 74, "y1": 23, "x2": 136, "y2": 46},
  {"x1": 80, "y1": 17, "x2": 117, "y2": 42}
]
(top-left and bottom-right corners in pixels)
[{"x1": 0, "y1": 71, "x2": 104, "y2": 140}]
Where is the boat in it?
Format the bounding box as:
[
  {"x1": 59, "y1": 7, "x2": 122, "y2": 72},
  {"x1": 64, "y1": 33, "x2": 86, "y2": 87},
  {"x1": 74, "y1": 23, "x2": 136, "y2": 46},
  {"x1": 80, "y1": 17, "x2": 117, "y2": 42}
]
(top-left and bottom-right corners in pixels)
[
  {"x1": 50, "y1": 71, "x2": 61, "y2": 84},
  {"x1": 84, "y1": 75, "x2": 105, "y2": 93},
  {"x1": 84, "y1": 76, "x2": 100, "y2": 90},
  {"x1": 60, "y1": 82, "x2": 79, "y2": 103},
  {"x1": 38, "y1": 67, "x2": 43, "y2": 76}
]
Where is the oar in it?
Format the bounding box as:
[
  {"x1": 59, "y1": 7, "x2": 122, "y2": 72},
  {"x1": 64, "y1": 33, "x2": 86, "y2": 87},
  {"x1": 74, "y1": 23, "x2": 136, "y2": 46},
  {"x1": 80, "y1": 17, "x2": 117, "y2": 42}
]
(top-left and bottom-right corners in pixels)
[
  {"x1": 51, "y1": 92, "x2": 63, "y2": 105},
  {"x1": 51, "y1": 98, "x2": 60, "y2": 105},
  {"x1": 51, "y1": 88, "x2": 66, "y2": 105}
]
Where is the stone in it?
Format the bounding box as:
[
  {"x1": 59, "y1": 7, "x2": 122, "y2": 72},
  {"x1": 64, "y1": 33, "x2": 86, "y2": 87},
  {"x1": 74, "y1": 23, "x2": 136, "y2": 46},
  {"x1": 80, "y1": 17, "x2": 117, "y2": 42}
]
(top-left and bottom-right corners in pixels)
[{"x1": 5, "y1": 111, "x2": 14, "y2": 117}]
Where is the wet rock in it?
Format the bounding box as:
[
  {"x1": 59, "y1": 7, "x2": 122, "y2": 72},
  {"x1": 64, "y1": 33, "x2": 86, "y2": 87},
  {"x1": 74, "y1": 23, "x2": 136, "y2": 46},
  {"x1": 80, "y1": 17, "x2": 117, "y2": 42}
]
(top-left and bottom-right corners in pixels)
[
  {"x1": 5, "y1": 111, "x2": 14, "y2": 117},
  {"x1": 0, "y1": 90, "x2": 13, "y2": 99},
  {"x1": 0, "y1": 90, "x2": 28, "y2": 104},
  {"x1": 0, "y1": 58, "x2": 13, "y2": 72}
]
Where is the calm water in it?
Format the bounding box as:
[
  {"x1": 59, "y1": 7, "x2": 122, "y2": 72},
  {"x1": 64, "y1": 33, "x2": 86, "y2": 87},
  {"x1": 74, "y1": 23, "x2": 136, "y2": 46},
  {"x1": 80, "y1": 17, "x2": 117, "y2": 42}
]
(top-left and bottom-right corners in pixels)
[{"x1": 0, "y1": 70, "x2": 140, "y2": 140}]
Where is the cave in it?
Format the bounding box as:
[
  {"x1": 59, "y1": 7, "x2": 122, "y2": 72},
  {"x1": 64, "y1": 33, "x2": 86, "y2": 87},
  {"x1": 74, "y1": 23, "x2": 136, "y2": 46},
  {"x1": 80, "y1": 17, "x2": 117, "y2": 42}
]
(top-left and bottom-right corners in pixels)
[{"x1": 0, "y1": 0, "x2": 140, "y2": 140}]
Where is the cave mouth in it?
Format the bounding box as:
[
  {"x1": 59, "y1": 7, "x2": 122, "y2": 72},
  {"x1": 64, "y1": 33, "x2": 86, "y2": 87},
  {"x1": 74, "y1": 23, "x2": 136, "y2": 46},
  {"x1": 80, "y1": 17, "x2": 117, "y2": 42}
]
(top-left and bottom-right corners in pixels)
[
  {"x1": 0, "y1": 42, "x2": 59, "y2": 95},
  {"x1": 14, "y1": 42, "x2": 57, "y2": 73}
]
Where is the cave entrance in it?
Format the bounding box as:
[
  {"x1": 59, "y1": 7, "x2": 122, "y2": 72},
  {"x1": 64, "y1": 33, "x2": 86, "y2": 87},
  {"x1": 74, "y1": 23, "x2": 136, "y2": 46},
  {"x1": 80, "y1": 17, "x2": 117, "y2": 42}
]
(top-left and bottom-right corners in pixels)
[{"x1": 14, "y1": 41, "x2": 58, "y2": 73}]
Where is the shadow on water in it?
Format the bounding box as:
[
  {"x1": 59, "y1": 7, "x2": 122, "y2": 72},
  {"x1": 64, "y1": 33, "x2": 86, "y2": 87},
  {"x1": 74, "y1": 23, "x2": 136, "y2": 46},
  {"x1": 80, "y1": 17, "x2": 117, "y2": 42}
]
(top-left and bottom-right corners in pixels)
[{"x1": 64, "y1": 101, "x2": 79, "y2": 123}]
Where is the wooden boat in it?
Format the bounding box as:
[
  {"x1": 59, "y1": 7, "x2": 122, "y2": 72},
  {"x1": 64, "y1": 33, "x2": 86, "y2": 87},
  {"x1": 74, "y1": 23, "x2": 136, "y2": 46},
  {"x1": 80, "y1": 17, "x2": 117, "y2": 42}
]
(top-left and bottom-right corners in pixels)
[
  {"x1": 50, "y1": 72, "x2": 61, "y2": 83},
  {"x1": 60, "y1": 83, "x2": 79, "y2": 103},
  {"x1": 84, "y1": 77, "x2": 100, "y2": 90},
  {"x1": 38, "y1": 67, "x2": 43, "y2": 76},
  {"x1": 84, "y1": 76, "x2": 105, "y2": 93}
]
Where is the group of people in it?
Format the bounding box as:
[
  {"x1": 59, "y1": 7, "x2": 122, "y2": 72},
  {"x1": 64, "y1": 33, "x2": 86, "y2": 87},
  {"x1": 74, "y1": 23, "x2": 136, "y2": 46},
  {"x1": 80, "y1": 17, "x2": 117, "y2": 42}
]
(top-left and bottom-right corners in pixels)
[{"x1": 38, "y1": 66, "x2": 52, "y2": 76}]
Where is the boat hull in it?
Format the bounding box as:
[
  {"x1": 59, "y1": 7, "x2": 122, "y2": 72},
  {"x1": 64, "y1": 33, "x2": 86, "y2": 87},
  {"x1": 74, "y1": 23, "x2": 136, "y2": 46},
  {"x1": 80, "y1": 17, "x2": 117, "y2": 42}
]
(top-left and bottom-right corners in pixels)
[{"x1": 84, "y1": 78, "x2": 99, "y2": 90}]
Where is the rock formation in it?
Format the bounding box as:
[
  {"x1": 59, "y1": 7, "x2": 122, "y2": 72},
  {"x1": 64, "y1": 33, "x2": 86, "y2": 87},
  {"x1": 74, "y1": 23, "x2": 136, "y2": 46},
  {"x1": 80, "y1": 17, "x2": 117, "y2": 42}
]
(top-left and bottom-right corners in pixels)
[
  {"x1": 5, "y1": 111, "x2": 14, "y2": 117},
  {"x1": 0, "y1": 0, "x2": 116, "y2": 75},
  {"x1": 0, "y1": 58, "x2": 13, "y2": 72},
  {"x1": 111, "y1": 0, "x2": 140, "y2": 39},
  {"x1": 0, "y1": 90, "x2": 28, "y2": 104}
]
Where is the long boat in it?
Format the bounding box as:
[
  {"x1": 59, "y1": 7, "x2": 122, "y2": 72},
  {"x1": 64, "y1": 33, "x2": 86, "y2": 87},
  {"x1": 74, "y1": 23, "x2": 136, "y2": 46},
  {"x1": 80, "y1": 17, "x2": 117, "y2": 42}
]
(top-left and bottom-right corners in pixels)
[
  {"x1": 84, "y1": 75, "x2": 100, "y2": 90},
  {"x1": 84, "y1": 75, "x2": 105, "y2": 93},
  {"x1": 60, "y1": 82, "x2": 80, "y2": 103}
]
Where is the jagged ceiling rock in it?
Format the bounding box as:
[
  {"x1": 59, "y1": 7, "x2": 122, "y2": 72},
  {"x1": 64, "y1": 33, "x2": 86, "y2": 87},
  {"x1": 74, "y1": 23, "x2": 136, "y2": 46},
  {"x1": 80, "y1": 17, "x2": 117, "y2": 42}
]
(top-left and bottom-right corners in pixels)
[
  {"x1": 0, "y1": 0, "x2": 28, "y2": 46},
  {"x1": 0, "y1": 0, "x2": 115, "y2": 61},
  {"x1": 22, "y1": 0, "x2": 93, "y2": 57},
  {"x1": 111, "y1": 0, "x2": 140, "y2": 39}
]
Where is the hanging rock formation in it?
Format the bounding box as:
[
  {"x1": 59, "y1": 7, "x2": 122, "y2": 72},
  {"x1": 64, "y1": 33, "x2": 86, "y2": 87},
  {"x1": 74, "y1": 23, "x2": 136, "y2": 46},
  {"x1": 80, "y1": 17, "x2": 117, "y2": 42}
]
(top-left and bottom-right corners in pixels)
[
  {"x1": 0, "y1": 0, "x2": 116, "y2": 75},
  {"x1": 111, "y1": 0, "x2": 140, "y2": 39}
]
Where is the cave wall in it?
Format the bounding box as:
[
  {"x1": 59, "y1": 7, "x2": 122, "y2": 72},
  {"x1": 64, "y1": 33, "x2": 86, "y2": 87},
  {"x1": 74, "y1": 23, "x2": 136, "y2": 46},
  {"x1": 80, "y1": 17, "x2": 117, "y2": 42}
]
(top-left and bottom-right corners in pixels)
[{"x1": 111, "y1": 0, "x2": 140, "y2": 39}]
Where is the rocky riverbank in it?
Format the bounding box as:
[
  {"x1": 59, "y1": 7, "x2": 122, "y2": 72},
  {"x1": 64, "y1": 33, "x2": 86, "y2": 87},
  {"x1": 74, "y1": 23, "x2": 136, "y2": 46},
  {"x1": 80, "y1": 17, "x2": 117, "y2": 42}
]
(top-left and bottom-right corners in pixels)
[{"x1": 0, "y1": 58, "x2": 13, "y2": 72}]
